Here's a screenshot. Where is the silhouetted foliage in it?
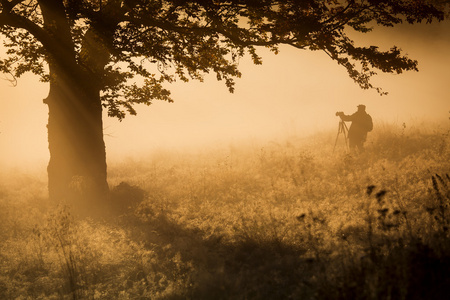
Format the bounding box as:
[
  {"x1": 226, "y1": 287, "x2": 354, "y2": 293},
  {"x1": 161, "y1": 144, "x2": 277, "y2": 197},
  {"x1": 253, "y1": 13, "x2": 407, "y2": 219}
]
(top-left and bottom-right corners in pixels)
[{"x1": 1, "y1": 1, "x2": 447, "y2": 111}]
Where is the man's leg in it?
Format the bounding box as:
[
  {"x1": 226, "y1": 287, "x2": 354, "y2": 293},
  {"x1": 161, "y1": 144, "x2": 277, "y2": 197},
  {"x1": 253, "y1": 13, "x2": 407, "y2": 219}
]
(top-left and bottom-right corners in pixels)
[
  {"x1": 349, "y1": 138, "x2": 364, "y2": 153},
  {"x1": 349, "y1": 138, "x2": 357, "y2": 152},
  {"x1": 357, "y1": 141, "x2": 365, "y2": 153}
]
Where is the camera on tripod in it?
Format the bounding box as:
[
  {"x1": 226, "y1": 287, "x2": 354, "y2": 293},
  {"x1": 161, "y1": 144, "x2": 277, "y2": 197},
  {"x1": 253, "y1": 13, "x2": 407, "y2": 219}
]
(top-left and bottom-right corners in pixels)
[{"x1": 335, "y1": 111, "x2": 344, "y2": 117}]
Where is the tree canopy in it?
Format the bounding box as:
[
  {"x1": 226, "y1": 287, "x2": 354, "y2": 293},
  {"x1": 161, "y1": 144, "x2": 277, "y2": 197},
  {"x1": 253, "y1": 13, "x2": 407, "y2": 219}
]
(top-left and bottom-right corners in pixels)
[{"x1": 1, "y1": 0, "x2": 447, "y2": 120}]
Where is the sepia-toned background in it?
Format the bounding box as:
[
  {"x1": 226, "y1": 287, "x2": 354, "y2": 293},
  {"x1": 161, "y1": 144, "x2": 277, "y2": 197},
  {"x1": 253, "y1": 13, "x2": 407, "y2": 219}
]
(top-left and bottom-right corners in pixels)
[{"x1": 1, "y1": 20, "x2": 449, "y2": 169}]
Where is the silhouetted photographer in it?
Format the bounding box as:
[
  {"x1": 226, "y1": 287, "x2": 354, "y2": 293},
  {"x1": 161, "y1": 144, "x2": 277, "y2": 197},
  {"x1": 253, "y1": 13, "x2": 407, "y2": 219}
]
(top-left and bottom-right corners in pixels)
[{"x1": 336, "y1": 105, "x2": 373, "y2": 152}]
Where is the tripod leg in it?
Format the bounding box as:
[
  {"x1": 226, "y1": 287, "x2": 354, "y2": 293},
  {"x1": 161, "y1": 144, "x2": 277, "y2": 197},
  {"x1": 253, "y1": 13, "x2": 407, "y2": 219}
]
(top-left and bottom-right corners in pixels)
[
  {"x1": 333, "y1": 123, "x2": 342, "y2": 153},
  {"x1": 342, "y1": 125, "x2": 349, "y2": 151}
]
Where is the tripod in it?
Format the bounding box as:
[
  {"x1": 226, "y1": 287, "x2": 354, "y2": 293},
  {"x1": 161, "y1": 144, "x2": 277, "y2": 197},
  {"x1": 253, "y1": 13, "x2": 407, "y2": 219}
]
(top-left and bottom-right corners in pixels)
[{"x1": 333, "y1": 119, "x2": 349, "y2": 153}]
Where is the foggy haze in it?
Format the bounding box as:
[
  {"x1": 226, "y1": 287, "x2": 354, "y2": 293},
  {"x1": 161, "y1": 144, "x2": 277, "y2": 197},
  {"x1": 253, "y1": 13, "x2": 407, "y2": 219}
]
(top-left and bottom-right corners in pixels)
[{"x1": 1, "y1": 20, "x2": 449, "y2": 169}]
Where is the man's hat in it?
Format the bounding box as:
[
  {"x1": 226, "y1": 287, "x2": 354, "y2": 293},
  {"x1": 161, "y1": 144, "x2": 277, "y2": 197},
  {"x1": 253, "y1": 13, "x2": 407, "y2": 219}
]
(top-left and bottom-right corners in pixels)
[{"x1": 357, "y1": 104, "x2": 366, "y2": 109}]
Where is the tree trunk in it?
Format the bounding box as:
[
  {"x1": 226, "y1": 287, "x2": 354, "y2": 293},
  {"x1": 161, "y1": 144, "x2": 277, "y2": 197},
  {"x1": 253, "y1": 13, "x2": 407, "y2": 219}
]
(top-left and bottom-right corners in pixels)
[
  {"x1": 36, "y1": 0, "x2": 112, "y2": 209},
  {"x1": 45, "y1": 71, "x2": 109, "y2": 204}
]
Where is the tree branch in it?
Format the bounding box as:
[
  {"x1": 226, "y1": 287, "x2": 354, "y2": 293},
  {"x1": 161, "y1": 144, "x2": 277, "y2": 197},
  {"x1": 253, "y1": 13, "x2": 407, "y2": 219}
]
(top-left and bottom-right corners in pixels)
[
  {"x1": 0, "y1": 0, "x2": 26, "y2": 12},
  {"x1": 0, "y1": 9, "x2": 48, "y2": 44}
]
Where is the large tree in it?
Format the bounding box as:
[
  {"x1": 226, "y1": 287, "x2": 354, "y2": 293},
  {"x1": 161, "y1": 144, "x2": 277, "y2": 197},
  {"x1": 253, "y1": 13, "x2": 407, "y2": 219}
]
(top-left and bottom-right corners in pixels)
[{"x1": 0, "y1": 0, "x2": 447, "y2": 202}]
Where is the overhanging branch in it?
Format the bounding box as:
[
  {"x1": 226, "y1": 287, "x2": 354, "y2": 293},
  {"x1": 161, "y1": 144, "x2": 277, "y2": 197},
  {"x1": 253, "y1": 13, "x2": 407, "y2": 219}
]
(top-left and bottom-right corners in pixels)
[
  {"x1": 0, "y1": 0, "x2": 26, "y2": 13},
  {"x1": 0, "y1": 8, "x2": 49, "y2": 47}
]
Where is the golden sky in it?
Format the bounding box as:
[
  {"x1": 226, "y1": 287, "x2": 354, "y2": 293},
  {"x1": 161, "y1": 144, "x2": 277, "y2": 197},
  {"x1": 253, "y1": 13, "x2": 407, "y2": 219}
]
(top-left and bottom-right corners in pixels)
[{"x1": 1, "y1": 20, "x2": 449, "y2": 169}]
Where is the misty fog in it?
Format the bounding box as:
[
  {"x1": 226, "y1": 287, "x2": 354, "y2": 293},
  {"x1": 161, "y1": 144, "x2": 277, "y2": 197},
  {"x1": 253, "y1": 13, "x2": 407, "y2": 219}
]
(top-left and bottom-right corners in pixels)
[{"x1": 1, "y1": 21, "x2": 449, "y2": 170}]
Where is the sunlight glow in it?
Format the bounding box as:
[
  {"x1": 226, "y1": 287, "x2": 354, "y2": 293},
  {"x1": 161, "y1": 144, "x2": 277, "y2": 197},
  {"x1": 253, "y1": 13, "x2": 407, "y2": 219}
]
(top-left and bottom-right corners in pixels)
[{"x1": 1, "y1": 21, "x2": 449, "y2": 169}]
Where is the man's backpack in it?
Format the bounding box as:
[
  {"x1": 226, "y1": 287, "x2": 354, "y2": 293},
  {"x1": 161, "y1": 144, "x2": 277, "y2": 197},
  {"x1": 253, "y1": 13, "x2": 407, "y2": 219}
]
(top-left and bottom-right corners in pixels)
[{"x1": 365, "y1": 114, "x2": 373, "y2": 132}]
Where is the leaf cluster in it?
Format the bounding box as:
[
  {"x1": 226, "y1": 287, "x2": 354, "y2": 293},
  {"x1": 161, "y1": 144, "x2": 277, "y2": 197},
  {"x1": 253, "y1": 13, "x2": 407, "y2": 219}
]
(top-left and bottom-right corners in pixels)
[{"x1": 0, "y1": 0, "x2": 448, "y2": 119}]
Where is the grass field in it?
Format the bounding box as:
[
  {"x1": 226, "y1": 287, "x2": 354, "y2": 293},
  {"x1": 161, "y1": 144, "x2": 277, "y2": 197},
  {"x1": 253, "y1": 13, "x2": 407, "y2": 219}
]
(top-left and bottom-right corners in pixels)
[{"x1": 1, "y1": 121, "x2": 449, "y2": 299}]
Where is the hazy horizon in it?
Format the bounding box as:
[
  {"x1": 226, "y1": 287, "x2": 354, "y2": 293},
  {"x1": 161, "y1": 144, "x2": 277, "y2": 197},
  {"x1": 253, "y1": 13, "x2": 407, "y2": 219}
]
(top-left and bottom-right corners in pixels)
[{"x1": 1, "y1": 20, "x2": 449, "y2": 170}]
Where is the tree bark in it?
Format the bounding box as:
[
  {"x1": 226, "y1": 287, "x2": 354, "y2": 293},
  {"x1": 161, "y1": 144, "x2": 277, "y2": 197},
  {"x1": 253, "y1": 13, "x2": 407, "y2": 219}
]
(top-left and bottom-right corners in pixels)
[
  {"x1": 37, "y1": 0, "x2": 111, "y2": 205},
  {"x1": 45, "y1": 70, "x2": 109, "y2": 203}
]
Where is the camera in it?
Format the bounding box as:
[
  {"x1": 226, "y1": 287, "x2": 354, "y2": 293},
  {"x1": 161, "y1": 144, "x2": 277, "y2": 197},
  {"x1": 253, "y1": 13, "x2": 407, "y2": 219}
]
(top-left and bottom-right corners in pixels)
[{"x1": 335, "y1": 111, "x2": 343, "y2": 117}]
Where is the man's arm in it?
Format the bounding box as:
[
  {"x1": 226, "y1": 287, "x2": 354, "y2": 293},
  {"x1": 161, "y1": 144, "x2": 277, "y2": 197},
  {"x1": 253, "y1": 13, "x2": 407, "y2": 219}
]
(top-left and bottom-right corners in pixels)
[{"x1": 337, "y1": 112, "x2": 354, "y2": 122}]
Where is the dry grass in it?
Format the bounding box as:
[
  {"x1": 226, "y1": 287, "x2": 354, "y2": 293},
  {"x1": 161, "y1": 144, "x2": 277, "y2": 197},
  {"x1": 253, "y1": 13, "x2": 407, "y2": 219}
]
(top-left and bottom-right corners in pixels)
[{"x1": 1, "y1": 121, "x2": 449, "y2": 299}]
